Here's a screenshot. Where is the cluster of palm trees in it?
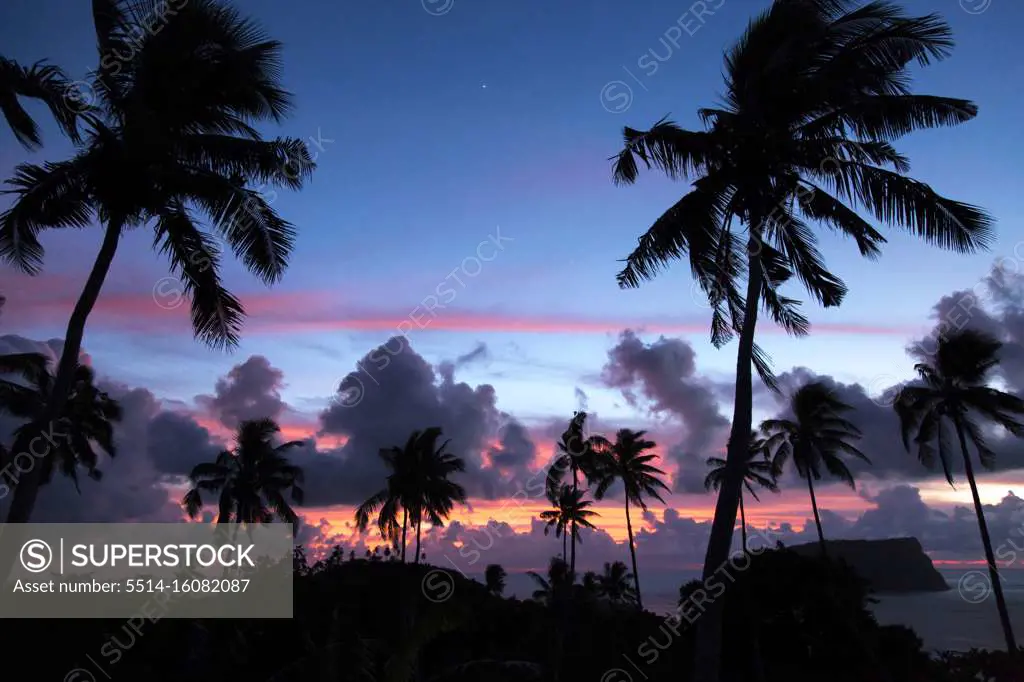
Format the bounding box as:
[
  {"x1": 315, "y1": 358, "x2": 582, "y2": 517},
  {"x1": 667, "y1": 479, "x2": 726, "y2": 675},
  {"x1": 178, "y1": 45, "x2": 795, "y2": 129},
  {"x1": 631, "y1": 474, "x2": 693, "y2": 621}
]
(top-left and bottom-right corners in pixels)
[
  {"x1": 526, "y1": 557, "x2": 638, "y2": 607},
  {"x1": 2, "y1": 0, "x2": 1024, "y2": 677},
  {"x1": 538, "y1": 414, "x2": 669, "y2": 610},
  {"x1": 354, "y1": 427, "x2": 468, "y2": 564}
]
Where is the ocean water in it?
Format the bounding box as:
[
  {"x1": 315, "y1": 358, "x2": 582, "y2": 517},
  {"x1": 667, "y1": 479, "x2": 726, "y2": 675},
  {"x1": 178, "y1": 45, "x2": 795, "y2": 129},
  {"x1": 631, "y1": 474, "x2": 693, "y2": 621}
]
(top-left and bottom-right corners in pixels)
[{"x1": 498, "y1": 568, "x2": 1024, "y2": 653}]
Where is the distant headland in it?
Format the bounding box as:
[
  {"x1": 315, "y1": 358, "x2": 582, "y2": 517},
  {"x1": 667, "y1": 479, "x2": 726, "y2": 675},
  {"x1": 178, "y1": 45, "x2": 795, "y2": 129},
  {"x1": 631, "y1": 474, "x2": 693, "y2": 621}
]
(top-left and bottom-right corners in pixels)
[{"x1": 788, "y1": 537, "x2": 950, "y2": 593}]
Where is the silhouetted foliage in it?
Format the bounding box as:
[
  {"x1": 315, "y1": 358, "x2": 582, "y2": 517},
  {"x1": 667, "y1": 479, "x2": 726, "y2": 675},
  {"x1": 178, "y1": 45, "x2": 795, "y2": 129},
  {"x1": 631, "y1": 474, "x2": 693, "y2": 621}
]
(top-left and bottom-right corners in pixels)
[
  {"x1": 0, "y1": 355, "x2": 122, "y2": 486},
  {"x1": 182, "y1": 417, "x2": 304, "y2": 527},
  {"x1": 895, "y1": 328, "x2": 1024, "y2": 654},
  {"x1": 485, "y1": 564, "x2": 507, "y2": 597}
]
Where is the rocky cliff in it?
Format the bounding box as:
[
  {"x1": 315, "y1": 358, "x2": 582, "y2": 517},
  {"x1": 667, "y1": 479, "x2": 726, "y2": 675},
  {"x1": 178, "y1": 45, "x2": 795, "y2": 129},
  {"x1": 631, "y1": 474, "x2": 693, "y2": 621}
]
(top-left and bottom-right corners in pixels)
[{"x1": 788, "y1": 537, "x2": 950, "y2": 593}]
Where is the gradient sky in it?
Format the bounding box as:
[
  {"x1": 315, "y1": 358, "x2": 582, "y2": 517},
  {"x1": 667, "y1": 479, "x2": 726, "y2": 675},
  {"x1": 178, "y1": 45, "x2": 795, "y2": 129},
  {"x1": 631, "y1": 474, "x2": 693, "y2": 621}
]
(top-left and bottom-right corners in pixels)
[{"x1": 3, "y1": 0, "x2": 1024, "y2": 577}]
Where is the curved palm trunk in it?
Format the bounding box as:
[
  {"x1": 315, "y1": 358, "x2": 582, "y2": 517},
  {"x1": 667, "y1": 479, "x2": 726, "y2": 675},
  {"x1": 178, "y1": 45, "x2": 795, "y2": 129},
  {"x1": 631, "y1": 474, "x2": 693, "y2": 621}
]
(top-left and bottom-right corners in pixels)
[
  {"x1": 806, "y1": 473, "x2": 827, "y2": 557},
  {"x1": 401, "y1": 508, "x2": 408, "y2": 563},
  {"x1": 415, "y1": 517, "x2": 422, "y2": 565},
  {"x1": 624, "y1": 499, "x2": 643, "y2": 611},
  {"x1": 956, "y1": 419, "x2": 1018, "y2": 653},
  {"x1": 570, "y1": 467, "x2": 578, "y2": 575},
  {"x1": 739, "y1": 492, "x2": 748, "y2": 554},
  {"x1": 694, "y1": 241, "x2": 763, "y2": 682},
  {"x1": 5, "y1": 220, "x2": 123, "y2": 528}
]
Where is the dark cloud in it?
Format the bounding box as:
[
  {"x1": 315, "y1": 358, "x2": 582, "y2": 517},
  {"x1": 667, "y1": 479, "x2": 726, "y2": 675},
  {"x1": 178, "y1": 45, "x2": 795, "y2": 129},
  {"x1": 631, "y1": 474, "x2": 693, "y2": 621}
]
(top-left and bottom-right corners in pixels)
[
  {"x1": 147, "y1": 411, "x2": 222, "y2": 477},
  {"x1": 574, "y1": 386, "x2": 588, "y2": 411},
  {"x1": 312, "y1": 336, "x2": 533, "y2": 504},
  {"x1": 757, "y1": 265, "x2": 1024, "y2": 488},
  {"x1": 8, "y1": 262, "x2": 1024, "y2": 568},
  {"x1": 919, "y1": 266, "x2": 1024, "y2": 394},
  {"x1": 454, "y1": 342, "x2": 489, "y2": 367},
  {"x1": 195, "y1": 355, "x2": 287, "y2": 429},
  {"x1": 601, "y1": 330, "x2": 729, "y2": 492}
]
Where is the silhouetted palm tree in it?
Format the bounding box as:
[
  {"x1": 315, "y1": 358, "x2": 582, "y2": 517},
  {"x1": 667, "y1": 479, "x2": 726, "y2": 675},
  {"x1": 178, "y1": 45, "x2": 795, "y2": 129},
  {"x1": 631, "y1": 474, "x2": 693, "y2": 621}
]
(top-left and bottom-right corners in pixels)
[
  {"x1": 539, "y1": 484, "x2": 599, "y2": 561},
  {"x1": 485, "y1": 563, "x2": 506, "y2": 597},
  {"x1": 0, "y1": 0, "x2": 315, "y2": 528},
  {"x1": 355, "y1": 431, "x2": 422, "y2": 562},
  {"x1": 0, "y1": 55, "x2": 81, "y2": 149},
  {"x1": 894, "y1": 328, "x2": 1024, "y2": 654},
  {"x1": 762, "y1": 381, "x2": 868, "y2": 555},
  {"x1": 545, "y1": 411, "x2": 607, "y2": 575},
  {"x1": 528, "y1": 556, "x2": 574, "y2": 606},
  {"x1": 409, "y1": 427, "x2": 466, "y2": 564},
  {"x1": 592, "y1": 429, "x2": 669, "y2": 610},
  {"x1": 360, "y1": 427, "x2": 466, "y2": 565},
  {"x1": 609, "y1": 2, "x2": 992, "y2": 677},
  {"x1": 182, "y1": 417, "x2": 304, "y2": 527},
  {"x1": 0, "y1": 353, "x2": 121, "y2": 487},
  {"x1": 596, "y1": 560, "x2": 637, "y2": 605},
  {"x1": 704, "y1": 431, "x2": 778, "y2": 553}
]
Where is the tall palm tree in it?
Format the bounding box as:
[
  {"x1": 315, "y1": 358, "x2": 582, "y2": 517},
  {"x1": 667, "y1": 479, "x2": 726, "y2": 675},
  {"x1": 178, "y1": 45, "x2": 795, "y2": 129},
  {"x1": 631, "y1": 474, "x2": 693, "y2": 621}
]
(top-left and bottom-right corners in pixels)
[
  {"x1": 0, "y1": 352, "x2": 121, "y2": 488},
  {"x1": 761, "y1": 381, "x2": 869, "y2": 555},
  {"x1": 484, "y1": 563, "x2": 506, "y2": 597},
  {"x1": 894, "y1": 328, "x2": 1024, "y2": 654},
  {"x1": 0, "y1": 0, "x2": 316, "y2": 529},
  {"x1": 182, "y1": 417, "x2": 305, "y2": 527},
  {"x1": 545, "y1": 411, "x2": 607, "y2": 575},
  {"x1": 592, "y1": 429, "x2": 669, "y2": 611},
  {"x1": 539, "y1": 483, "x2": 599, "y2": 561},
  {"x1": 596, "y1": 560, "x2": 638, "y2": 606},
  {"x1": 0, "y1": 55, "x2": 81, "y2": 149},
  {"x1": 704, "y1": 431, "x2": 778, "y2": 553},
  {"x1": 407, "y1": 427, "x2": 467, "y2": 565},
  {"x1": 355, "y1": 431, "x2": 420, "y2": 562},
  {"x1": 608, "y1": 4, "x2": 992, "y2": 678}
]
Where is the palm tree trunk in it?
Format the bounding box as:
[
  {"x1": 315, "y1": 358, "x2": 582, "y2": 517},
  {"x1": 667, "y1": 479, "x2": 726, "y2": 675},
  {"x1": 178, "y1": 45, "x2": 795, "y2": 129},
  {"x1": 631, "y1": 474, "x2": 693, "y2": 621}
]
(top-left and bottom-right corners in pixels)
[
  {"x1": 694, "y1": 238, "x2": 763, "y2": 682},
  {"x1": 401, "y1": 508, "x2": 408, "y2": 563},
  {"x1": 739, "y1": 492, "x2": 748, "y2": 554},
  {"x1": 956, "y1": 418, "x2": 1018, "y2": 653},
  {"x1": 625, "y1": 499, "x2": 643, "y2": 611},
  {"x1": 415, "y1": 517, "x2": 422, "y2": 565},
  {"x1": 5, "y1": 219, "x2": 123, "y2": 528},
  {"x1": 562, "y1": 529, "x2": 567, "y2": 561},
  {"x1": 807, "y1": 474, "x2": 827, "y2": 557},
  {"x1": 570, "y1": 467, "x2": 578, "y2": 575}
]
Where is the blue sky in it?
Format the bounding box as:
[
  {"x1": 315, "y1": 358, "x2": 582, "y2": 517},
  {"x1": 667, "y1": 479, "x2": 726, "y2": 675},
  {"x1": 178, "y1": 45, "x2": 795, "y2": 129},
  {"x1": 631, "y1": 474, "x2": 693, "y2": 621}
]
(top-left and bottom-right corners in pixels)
[
  {"x1": 5, "y1": 0, "x2": 1024, "y2": 575},
  {"x1": 0, "y1": 0, "x2": 1021, "y2": 466}
]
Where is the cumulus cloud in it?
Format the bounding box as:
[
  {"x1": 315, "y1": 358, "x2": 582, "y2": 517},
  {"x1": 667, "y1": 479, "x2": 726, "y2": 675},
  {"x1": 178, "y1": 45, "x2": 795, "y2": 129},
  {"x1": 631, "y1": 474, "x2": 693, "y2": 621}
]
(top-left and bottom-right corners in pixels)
[
  {"x1": 195, "y1": 355, "x2": 287, "y2": 428},
  {"x1": 601, "y1": 330, "x2": 730, "y2": 493},
  {"x1": 6, "y1": 262, "x2": 1024, "y2": 569}
]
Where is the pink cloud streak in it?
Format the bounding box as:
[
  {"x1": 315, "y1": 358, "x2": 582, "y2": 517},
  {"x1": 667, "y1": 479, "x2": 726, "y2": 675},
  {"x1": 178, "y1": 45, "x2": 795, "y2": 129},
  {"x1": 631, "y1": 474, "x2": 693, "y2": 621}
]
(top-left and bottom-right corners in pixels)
[{"x1": 3, "y1": 272, "x2": 920, "y2": 338}]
